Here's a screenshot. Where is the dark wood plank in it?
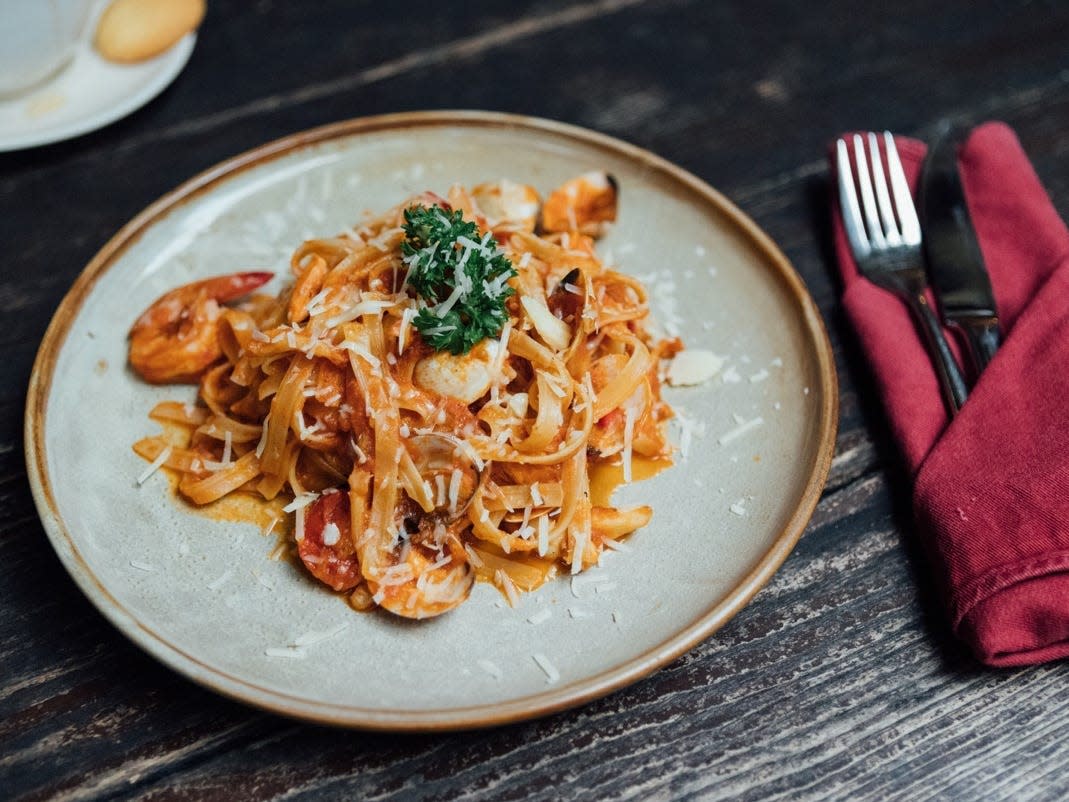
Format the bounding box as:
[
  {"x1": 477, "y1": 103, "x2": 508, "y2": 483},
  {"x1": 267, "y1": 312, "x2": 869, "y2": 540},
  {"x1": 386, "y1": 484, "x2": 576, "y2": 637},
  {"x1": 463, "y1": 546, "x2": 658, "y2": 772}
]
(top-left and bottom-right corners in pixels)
[{"x1": 3, "y1": 0, "x2": 1069, "y2": 799}]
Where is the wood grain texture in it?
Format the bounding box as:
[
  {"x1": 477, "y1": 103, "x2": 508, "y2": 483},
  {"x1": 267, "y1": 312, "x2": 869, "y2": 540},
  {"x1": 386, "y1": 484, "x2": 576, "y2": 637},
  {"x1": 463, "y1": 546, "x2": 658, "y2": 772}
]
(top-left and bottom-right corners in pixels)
[{"x1": 3, "y1": 0, "x2": 1069, "y2": 799}]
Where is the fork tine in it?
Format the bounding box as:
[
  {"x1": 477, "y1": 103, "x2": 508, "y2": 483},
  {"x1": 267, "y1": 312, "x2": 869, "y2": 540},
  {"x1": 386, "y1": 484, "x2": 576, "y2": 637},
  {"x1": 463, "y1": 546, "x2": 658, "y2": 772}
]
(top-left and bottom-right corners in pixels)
[
  {"x1": 867, "y1": 132, "x2": 901, "y2": 246},
  {"x1": 852, "y1": 134, "x2": 887, "y2": 250},
  {"x1": 835, "y1": 139, "x2": 870, "y2": 259},
  {"x1": 883, "y1": 131, "x2": 921, "y2": 245}
]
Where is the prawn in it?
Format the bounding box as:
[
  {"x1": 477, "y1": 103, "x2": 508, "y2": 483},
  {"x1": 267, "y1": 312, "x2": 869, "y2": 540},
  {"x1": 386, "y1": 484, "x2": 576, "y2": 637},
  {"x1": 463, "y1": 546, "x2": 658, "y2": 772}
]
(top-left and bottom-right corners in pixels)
[
  {"x1": 368, "y1": 433, "x2": 482, "y2": 619},
  {"x1": 302, "y1": 482, "x2": 476, "y2": 619},
  {"x1": 541, "y1": 171, "x2": 618, "y2": 235},
  {"x1": 129, "y1": 272, "x2": 273, "y2": 384},
  {"x1": 368, "y1": 540, "x2": 474, "y2": 620},
  {"x1": 354, "y1": 433, "x2": 481, "y2": 619}
]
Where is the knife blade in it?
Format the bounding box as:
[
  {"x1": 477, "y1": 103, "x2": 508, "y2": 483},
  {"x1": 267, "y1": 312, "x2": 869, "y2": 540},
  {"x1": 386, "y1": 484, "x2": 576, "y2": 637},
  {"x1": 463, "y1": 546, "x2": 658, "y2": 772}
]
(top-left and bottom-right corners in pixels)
[{"x1": 918, "y1": 124, "x2": 1001, "y2": 376}]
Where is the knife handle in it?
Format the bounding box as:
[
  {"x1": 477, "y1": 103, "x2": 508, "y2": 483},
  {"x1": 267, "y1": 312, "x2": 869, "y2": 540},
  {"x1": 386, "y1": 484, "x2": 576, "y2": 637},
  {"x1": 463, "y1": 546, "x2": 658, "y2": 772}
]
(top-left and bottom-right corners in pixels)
[
  {"x1": 910, "y1": 291, "x2": 969, "y2": 414},
  {"x1": 957, "y1": 318, "x2": 1001, "y2": 376}
]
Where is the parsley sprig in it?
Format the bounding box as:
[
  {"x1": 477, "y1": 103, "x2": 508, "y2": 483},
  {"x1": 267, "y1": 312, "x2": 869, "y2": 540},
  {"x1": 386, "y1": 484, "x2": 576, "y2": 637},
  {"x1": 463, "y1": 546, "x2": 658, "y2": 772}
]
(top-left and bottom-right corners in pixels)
[{"x1": 401, "y1": 205, "x2": 516, "y2": 355}]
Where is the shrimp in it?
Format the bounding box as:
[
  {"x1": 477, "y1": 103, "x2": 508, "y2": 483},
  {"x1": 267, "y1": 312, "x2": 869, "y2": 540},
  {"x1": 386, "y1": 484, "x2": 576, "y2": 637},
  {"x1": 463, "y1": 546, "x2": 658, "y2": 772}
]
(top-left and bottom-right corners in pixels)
[
  {"x1": 129, "y1": 272, "x2": 273, "y2": 384},
  {"x1": 413, "y1": 339, "x2": 498, "y2": 403},
  {"x1": 470, "y1": 179, "x2": 541, "y2": 235},
  {"x1": 541, "y1": 171, "x2": 618, "y2": 235},
  {"x1": 368, "y1": 540, "x2": 475, "y2": 620},
  {"x1": 305, "y1": 475, "x2": 475, "y2": 619},
  {"x1": 349, "y1": 432, "x2": 481, "y2": 619},
  {"x1": 372, "y1": 433, "x2": 482, "y2": 618}
]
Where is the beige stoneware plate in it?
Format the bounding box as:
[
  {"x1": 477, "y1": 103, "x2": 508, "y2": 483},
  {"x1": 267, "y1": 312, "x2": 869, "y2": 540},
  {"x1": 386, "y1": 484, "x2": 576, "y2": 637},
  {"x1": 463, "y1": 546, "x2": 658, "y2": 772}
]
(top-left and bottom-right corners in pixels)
[{"x1": 26, "y1": 111, "x2": 836, "y2": 730}]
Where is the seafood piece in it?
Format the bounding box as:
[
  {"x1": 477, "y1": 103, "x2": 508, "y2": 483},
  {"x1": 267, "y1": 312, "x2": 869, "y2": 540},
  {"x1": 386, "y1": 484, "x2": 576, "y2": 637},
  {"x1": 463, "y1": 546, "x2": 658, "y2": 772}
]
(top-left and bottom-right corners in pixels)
[
  {"x1": 413, "y1": 340, "x2": 498, "y2": 403},
  {"x1": 541, "y1": 171, "x2": 618, "y2": 235},
  {"x1": 129, "y1": 272, "x2": 273, "y2": 384},
  {"x1": 471, "y1": 179, "x2": 541, "y2": 233},
  {"x1": 371, "y1": 434, "x2": 482, "y2": 618},
  {"x1": 299, "y1": 491, "x2": 362, "y2": 591},
  {"x1": 347, "y1": 364, "x2": 483, "y2": 619},
  {"x1": 405, "y1": 432, "x2": 482, "y2": 519},
  {"x1": 369, "y1": 543, "x2": 475, "y2": 620}
]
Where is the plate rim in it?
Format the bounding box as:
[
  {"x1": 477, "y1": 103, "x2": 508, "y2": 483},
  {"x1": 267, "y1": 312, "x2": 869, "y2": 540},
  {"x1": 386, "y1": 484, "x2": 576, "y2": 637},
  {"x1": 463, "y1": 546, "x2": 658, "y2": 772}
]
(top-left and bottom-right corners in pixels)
[
  {"x1": 0, "y1": 33, "x2": 196, "y2": 153},
  {"x1": 25, "y1": 109, "x2": 838, "y2": 731}
]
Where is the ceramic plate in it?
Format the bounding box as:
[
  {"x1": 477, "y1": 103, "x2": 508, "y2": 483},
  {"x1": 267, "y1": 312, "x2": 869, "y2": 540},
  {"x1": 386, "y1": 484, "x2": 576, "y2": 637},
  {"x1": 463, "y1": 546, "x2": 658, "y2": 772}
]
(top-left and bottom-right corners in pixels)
[
  {"x1": 26, "y1": 111, "x2": 837, "y2": 730},
  {"x1": 0, "y1": 1, "x2": 195, "y2": 152}
]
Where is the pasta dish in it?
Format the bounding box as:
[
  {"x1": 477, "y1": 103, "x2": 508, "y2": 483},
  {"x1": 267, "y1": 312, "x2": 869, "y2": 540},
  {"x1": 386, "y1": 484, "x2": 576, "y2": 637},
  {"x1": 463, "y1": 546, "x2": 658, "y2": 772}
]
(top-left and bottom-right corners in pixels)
[{"x1": 129, "y1": 173, "x2": 686, "y2": 619}]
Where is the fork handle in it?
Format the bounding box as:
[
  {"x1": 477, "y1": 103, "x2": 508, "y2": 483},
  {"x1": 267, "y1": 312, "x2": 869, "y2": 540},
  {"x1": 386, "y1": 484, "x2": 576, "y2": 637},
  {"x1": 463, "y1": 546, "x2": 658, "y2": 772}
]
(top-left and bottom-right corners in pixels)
[{"x1": 908, "y1": 292, "x2": 969, "y2": 414}]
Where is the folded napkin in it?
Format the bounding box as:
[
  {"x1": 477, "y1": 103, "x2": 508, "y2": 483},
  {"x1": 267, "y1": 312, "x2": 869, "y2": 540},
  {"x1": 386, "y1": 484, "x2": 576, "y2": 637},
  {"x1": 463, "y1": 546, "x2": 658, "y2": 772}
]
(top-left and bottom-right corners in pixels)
[{"x1": 830, "y1": 122, "x2": 1069, "y2": 667}]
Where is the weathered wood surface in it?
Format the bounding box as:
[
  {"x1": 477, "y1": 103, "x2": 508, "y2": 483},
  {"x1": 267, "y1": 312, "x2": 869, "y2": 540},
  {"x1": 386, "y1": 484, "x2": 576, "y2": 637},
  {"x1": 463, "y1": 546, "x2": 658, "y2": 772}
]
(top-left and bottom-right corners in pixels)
[{"x1": 3, "y1": 1, "x2": 1069, "y2": 799}]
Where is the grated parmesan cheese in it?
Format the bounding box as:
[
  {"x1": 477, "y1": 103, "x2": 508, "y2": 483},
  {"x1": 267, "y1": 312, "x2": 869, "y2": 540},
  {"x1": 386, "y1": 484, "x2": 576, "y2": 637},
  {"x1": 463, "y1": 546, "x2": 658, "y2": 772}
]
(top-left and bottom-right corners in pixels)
[
  {"x1": 718, "y1": 416, "x2": 765, "y2": 445},
  {"x1": 496, "y1": 569, "x2": 520, "y2": 607},
  {"x1": 537, "y1": 515, "x2": 550, "y2": 556},
  {"x1": 427, "y1": 553, "x2": 452, "y2": 572},
  {"x1": 265, "y1": 647, "x2": 307, "y2": 659},
  {"x1": 463, "y1": 544, "x2": 484, "y2": 567},
  {"x1": 447, "y1": 469, "x2": 462, "y2": 514},
  {"x1": 208, "y1": 569, "x2": 233, "y2": 590},
  {"x1": 527, "y1": 608, "x2": 553, "y2": 625},
  {"x1": 453, "y1": 439, "x2": 485, "y2": 471},
  {"x1": 571, "y1": 573, "x2": 614, "y2": 598},
  {"x1": 570, "y1": 526, "x2": 588, "y2": 575},
  {"x1": 221, "y1": 431, "x2": 233, "y2": 465},
  {"x1": 321, "y1": 522, "x2": 341, "y2": 546},
  {"x1": 295, "y1": 507, "x2": 306, "y2": 542},
  {"x1": 398, "y1": 306, "x2": 415, "y2": 355},
  {"x1": 283, "y1": 492, "x2": 320, "y2": 513},
  {"x1": 532, "y1": 653, "x2": 560, "y2": 684},
  {"x1": 293, "y1": 623, "x2": 348, "y2": 647},
  {"x1": 667, "y1": 350, "x2": 725, "y2": 386},
  {"x1": 136, "y1": 446, "x2": 172, "y2": 486}
]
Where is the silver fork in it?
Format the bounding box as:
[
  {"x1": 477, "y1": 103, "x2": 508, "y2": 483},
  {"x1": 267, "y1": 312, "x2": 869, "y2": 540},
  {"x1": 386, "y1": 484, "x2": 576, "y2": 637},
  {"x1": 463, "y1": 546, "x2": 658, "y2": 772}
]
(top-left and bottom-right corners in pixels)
[{"x1": 836, "y1": 131, "x2": 968, "y2": 414}]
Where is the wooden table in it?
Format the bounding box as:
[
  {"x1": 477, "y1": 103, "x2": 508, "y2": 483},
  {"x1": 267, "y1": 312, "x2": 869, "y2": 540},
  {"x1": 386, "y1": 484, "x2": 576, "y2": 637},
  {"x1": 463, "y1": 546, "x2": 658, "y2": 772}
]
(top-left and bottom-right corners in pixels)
[{"x1": 4, "y1": 2, "x2": 1068, "y2": 799}]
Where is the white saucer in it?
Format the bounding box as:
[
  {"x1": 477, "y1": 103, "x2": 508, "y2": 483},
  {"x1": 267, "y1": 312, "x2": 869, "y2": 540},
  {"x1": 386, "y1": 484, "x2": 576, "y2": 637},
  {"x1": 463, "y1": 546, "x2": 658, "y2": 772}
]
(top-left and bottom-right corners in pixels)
[{"x1": 0, "y1": 27, "x2": 195, "y2": 153}]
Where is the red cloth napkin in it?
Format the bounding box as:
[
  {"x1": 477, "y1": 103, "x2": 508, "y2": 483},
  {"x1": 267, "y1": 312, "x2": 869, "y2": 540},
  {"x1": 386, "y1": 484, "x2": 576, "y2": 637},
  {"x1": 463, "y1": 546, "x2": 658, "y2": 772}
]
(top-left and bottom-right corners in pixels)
[{"x1": 830, "y1": 122, "x2": 1069, "y2": 667}]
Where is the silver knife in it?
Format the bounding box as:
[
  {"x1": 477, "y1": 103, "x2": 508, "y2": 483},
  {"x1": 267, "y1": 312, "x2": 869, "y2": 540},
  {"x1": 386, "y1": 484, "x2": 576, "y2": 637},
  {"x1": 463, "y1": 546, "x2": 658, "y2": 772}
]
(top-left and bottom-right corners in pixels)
[{"x1": 918, "y1": 125, "x2": 1001, "y2": 375}]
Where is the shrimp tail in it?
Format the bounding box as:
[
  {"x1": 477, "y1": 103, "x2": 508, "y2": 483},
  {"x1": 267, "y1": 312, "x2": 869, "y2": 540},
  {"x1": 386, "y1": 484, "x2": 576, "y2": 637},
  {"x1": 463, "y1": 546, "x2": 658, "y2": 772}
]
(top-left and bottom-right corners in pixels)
[
  {"x1": 128, "y1": 271, "x2": 276, "y2": 385},
  {"x1": 209, "y1": 271, "x2": 274, "y2": 302}
]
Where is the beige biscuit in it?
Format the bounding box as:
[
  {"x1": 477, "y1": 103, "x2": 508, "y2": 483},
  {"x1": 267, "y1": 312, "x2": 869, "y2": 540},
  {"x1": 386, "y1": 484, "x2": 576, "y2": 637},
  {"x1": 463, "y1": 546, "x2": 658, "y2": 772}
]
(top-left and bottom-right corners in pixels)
[{"x1": 95, "y1": 0, "x2": 206, "y2": 63}]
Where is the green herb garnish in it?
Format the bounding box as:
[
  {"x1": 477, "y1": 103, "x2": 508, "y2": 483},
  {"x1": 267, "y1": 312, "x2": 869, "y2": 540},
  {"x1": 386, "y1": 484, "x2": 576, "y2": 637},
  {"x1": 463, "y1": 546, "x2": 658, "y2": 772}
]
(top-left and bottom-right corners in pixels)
[{"x1": 400, "y1": 205, "x2": 516, "y2": 355}]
